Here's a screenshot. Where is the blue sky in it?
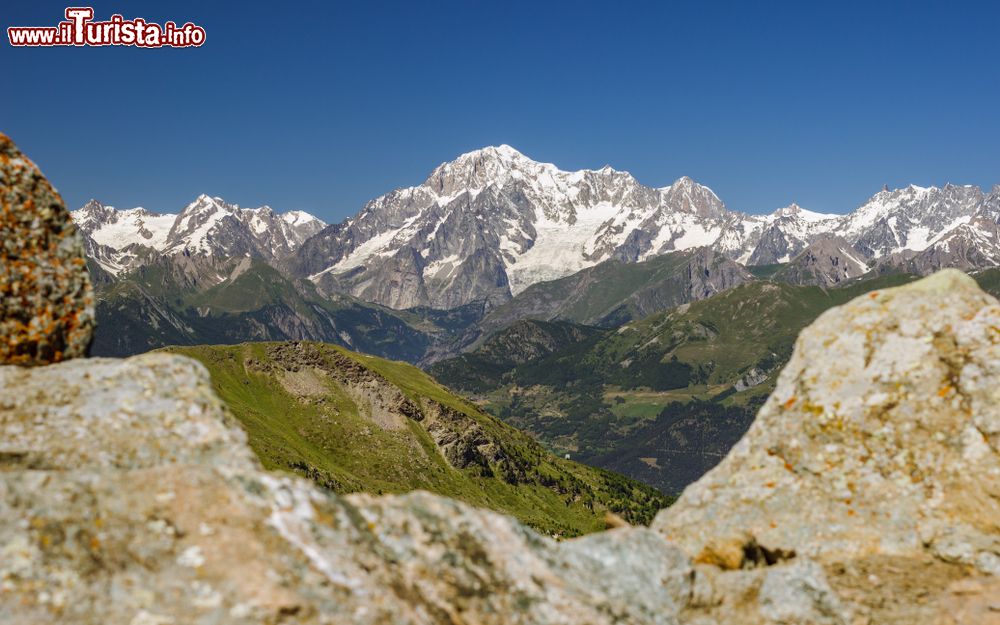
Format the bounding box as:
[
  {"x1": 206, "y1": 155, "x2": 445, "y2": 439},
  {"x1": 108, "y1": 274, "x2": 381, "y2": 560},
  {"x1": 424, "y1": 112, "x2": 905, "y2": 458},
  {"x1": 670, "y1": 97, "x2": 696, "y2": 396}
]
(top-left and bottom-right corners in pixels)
[{"x1": 4, "y1": 1, "x2": 999, "y2": 222}]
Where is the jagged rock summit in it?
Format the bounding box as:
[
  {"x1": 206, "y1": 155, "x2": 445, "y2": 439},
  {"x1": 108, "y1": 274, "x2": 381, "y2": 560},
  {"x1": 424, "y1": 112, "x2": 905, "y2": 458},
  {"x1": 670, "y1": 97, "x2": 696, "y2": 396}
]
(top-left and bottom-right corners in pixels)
[
  {"x1": 0, "y1": 133, "x2": 94, "y2": 365},
  {"x1": 772, "y1": 234, "x2": 869, "y2": 286}
]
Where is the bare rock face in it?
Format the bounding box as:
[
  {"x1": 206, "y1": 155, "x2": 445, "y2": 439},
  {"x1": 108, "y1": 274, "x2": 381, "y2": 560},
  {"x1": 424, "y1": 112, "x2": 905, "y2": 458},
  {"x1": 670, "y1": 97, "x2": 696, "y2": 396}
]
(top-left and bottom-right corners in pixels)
[
  {"x1": 654, "y1": 269, "x2": 1000, "y2": 622},
  {"x1": 772, "y1": 235, "x2": 869, "y2": 287},
  {"x1": 0, "y1": 133, "x2": 94, "y2": 365},
  {"x1": 0, "y1": 353, "x2": 694, "y2": 624}
]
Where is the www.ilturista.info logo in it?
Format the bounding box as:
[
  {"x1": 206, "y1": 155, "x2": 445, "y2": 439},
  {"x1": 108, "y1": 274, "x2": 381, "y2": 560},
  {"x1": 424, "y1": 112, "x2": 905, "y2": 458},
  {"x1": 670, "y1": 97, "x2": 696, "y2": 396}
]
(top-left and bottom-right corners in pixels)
[{"x1": 7, "y1": 8, "x2": 206, "y2": 48}]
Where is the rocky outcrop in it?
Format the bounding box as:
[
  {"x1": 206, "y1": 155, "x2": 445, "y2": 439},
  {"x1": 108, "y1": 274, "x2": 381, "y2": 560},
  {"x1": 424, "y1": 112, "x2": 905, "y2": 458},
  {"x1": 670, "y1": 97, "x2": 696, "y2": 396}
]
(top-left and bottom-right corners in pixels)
[
  {"x1": 772, "y1": 235, "x2": 869, "y2": 287},
  {"x1": 0, "y1": 133, "x2": 94, "y2": 365},
  {"x1": 654, "y1": 269, "x2": 1000, "y2": 623},
  {"x1": 0, "y1": 352, "x2": 695, "y2": 624},
  {"x1": 250, "y1": 342, "x2": 509, "y2": 474}
]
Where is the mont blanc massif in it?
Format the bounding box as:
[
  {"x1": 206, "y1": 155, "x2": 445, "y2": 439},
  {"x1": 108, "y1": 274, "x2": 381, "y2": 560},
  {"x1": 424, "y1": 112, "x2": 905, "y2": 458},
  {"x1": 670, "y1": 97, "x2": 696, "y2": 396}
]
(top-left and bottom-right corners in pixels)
[{"x1": 77, "y1": 145, "x2": 1000, "y2": 494}]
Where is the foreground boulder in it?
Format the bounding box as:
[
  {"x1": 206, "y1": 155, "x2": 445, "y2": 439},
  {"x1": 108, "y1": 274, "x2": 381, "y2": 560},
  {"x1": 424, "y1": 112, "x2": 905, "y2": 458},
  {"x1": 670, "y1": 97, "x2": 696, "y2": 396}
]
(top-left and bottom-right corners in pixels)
[
  {"x1": 0, "y1": 133, "x2": 94, "y2": 365},
  {"x1": 0, "y1": 353, "x2": 693, "y2": 624},
  {"x1": 655, "y1": 269, "x2": 1000, "y2": 623}
]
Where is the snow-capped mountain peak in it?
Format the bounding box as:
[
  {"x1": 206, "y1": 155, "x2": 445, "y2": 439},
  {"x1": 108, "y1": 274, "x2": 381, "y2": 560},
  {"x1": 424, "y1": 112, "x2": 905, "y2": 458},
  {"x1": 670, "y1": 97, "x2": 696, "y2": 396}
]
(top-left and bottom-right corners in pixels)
[
  {"x1": 71, "y1": 195, "x2": 326, "y2": 276},
  {"x1": 768, "y1": 203, "x2": 838, "y2": 223},
  {"x1": 841, "y1": 183, "x2": 988, "y2": 259},
  {"x1": 282, "y1": 210, "x2": 322, "y2": 227},
  {"x1": 291, "y1": 147, "x2": 752, "y2": 308}
]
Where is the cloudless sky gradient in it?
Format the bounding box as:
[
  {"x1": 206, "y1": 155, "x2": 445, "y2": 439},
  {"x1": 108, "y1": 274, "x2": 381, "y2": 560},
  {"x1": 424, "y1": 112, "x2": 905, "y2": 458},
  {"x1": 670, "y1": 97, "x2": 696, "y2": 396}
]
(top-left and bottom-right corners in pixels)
[{"x1": 3, "y1": 0, "x2": 999, "y2": 222}]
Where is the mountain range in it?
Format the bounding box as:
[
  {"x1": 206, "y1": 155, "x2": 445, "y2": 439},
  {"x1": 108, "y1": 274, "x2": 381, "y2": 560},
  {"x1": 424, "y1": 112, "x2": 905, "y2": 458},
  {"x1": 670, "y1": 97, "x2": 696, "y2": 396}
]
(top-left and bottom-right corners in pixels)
[
  {"x1": 284, "y1": 145, "x2": 1000, "y2": 309},
  {"x1": 72, "y1": 194, "x2": 326, "y2": 280},
  {"x1": 76, "y1": 145, "x2": 1000, "y2": 316}
]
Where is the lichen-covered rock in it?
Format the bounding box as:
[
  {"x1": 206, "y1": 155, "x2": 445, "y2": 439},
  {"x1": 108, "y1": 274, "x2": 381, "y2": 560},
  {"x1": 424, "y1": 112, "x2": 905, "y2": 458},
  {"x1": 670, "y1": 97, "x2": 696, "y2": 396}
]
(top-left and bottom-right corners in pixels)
[
  {"x1": 0, "y1": 133, "x2": 94, "y2": 365},
  {"x1": 0, "y1": 353, "x2": 693, "y2": 624},
  {"x1": 654, "y1": 269, "x2": 1000, "y2": 623}
]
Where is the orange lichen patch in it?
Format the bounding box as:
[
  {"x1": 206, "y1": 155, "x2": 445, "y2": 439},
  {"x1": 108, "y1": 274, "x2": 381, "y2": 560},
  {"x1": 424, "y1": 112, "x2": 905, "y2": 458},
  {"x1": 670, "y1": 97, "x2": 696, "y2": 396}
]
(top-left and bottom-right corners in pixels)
[
  {"x1": 784, "y1": 462, "x2": 794, "y2": 471},
  {"x1": 694, "y1": 537, "x2": 747, "y2": 570},
  {"x1": 869, "y1": 291, "x2": 880, "y2": 298},
  {"x1": 1, "y1": 132, "x2": 94, "y2": 365},
  {"x1": 765, "y1": 481, "x2": 776, "y2": 488},
  {"x1": 783, "y1": 397, "x2": 797, "y2": 409},
  {"x1": 938, "y1": 385, "x2": 952, "y2": 397}
]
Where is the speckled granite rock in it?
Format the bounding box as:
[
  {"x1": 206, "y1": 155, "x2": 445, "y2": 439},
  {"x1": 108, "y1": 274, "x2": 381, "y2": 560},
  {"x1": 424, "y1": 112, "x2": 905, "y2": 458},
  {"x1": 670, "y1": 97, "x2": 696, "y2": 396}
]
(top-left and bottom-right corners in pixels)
[
  {"x1": 655, "y1": 269, "x2": 1000, "y2": 624},
  {"x1": 0, "y1": 133, "x2": 94, "y2": 365},
  {"x1": 0, "y1": 353, "x2": 693, "y2": 625}
]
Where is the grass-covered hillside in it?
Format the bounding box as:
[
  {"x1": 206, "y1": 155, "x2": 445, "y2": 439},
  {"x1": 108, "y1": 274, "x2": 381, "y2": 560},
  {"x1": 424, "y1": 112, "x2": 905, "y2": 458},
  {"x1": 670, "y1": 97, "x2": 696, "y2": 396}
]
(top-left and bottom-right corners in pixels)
[{"x1": 162, "y1": 341, "x2": 668, "y2": 537}]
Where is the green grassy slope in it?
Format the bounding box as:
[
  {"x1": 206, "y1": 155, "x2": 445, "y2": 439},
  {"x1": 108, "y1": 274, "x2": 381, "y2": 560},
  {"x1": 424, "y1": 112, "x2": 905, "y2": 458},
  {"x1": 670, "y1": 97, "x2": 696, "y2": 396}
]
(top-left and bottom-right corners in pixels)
[{"x1": 163, "y1": 341, "x2": 668, "y2": 537}]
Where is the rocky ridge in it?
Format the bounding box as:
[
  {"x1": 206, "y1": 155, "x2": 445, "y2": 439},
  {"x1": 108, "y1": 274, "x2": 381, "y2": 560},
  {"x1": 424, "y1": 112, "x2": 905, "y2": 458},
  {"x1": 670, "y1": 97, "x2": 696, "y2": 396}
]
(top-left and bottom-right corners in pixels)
[
  {"x1": 72, "y1": 195, "x2": 326, "y2": 277},
  {"x1": 772, "y1": 235, "x2": 870, "y2": 286},
  {"x1": 249, "y1": 341, "x2": 503, "y2": 473}
]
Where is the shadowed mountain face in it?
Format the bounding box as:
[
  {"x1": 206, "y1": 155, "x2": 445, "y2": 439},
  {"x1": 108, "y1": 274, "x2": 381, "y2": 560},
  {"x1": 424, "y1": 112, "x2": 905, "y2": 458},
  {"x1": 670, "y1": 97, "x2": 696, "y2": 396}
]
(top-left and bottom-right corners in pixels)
[
  {"x1": 479, "y1": 247, "x2": 753, "y2": 330},
  {"x1": 771, "y1": 235, "x2": 869, "y2": 286},
  {"x1": 89, "y1": 258, "x2": 463, "y2": 363}
]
